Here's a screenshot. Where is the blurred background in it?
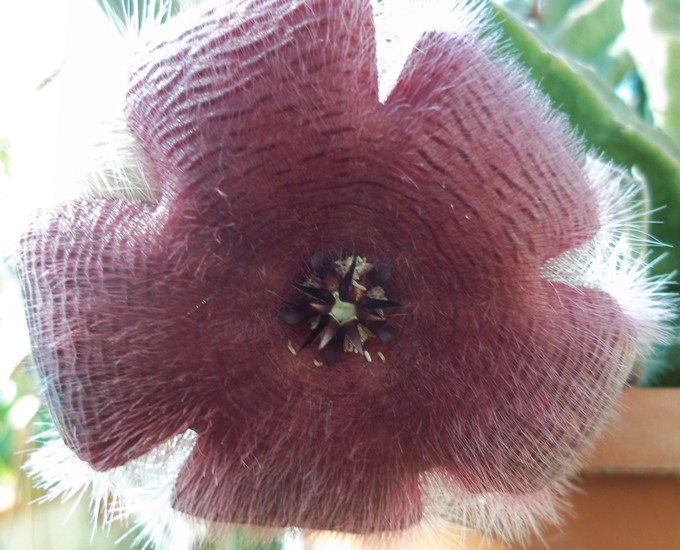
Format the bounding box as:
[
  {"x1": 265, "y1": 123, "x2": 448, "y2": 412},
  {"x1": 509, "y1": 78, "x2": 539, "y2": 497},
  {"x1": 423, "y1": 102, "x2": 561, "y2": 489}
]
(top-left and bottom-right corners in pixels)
[{"x1": 1, "y1": 0, "x2": 679, "y2": 548}]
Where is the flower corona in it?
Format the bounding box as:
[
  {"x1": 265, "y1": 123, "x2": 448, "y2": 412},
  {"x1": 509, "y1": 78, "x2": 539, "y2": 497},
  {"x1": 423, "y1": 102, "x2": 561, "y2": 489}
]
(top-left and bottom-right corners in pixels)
[{"x1": 281, "y1": 252, "x2": 402, "y2": 366}]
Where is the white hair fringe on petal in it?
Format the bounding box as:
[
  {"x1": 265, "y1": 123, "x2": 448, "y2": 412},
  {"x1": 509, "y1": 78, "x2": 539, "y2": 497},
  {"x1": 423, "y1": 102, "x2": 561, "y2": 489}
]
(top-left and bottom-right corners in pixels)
[
  {"x1": 541, "y1": 155, "x2": 677, "y2": 349},
  {"x1": 24, "y1": 430, "x2": 201, "y2": 550},
  {"x1": 25, "y1": 429, "x2": 571, "y2": 549}
]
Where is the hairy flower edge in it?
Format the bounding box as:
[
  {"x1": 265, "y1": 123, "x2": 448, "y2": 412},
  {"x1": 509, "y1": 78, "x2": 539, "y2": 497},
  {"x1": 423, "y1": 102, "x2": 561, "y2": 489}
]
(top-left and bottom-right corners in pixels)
[{"x1": 25, "y1": 431, "x2": 573, "y2": 548}]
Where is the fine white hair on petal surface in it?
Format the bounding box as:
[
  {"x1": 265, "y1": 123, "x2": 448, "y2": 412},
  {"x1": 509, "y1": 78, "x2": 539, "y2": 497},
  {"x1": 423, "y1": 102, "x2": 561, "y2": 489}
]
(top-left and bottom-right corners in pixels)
[
  {"x1": 371, "y1": 0, "x2": 490, "y2": 101},
  {"x1": 542, "y1": 155, "x2": 677, "y2": 348}
]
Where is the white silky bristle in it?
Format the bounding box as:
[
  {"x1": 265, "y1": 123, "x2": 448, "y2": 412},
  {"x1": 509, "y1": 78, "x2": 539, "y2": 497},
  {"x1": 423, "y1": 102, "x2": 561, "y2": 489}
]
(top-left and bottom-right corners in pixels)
[
  {"x1": 371, "y1": 0, "x2": 490, "y2": 101},
  {"x1": 542, "y1": 154, "x2": 677, "y2": 348},
  {"x1": 24, "y1": 430, "x2": 200, "y2": 549}
]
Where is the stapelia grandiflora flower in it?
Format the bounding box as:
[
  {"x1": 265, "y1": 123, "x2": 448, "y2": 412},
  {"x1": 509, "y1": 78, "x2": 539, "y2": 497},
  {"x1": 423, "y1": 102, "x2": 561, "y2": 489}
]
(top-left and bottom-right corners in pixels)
[{"x1": 17, "y1": 0, "x2": 673, "y2": 547}]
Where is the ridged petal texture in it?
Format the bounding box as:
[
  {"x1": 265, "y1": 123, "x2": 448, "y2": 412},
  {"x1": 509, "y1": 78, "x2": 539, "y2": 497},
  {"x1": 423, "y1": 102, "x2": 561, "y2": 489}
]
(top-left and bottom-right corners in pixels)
[{"x1": 17, "y1": 0, "x2": 668, "y2": 545}]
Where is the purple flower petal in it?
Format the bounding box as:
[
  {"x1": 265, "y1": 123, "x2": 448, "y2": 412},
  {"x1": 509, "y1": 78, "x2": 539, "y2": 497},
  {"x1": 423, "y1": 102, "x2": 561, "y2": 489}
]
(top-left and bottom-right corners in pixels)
[
  {"x1": 173, "y1": 421, "x2": 423, "y2": 532},
  {"x1": 125, "y1": 0, "x2": 379, "y2": 199},
  {"x1": 385, "y1": 32, "x2": 600, "y2": 266},
  {"x1": 417, "y1": 283, "x2": 635, "y2": 495},
  {"x1": 19, "y1": 201, "x2": 196, "y2": 468}
]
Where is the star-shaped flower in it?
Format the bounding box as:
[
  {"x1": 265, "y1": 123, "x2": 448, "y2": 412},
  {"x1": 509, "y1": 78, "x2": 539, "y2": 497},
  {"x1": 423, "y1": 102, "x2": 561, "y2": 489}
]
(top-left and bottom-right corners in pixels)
[{"x1": 18, "y1": 0, "x2": 672, "y2": 547}]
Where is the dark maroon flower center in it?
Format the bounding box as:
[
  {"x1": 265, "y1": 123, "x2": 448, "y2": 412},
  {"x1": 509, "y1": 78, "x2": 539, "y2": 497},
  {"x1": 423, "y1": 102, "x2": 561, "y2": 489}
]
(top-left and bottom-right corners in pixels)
[{"x1": 280, "y1": 252, "x2": 403, "y2": 366}]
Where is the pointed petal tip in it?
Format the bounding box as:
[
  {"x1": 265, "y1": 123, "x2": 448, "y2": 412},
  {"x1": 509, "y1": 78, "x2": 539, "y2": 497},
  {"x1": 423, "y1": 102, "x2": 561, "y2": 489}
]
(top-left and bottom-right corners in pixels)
[
  {"x1": 292, "y1": 283, "x2": 334, "y2": 304},
  {"x1": 362, "y1": 297, "x2": 403, "y2": 310},
  {"x1": 318, "y1": 319, "x2": 339, "y2": 350},
  {"x1": 339, "y1": 256, "x2": 358, "y2": 301},
  {"x1": 345, "y1": 319, "x2": 365, "y2": 356},
  {"x1": 298, "y1": 318, "x2": 328, "y2": 353}
]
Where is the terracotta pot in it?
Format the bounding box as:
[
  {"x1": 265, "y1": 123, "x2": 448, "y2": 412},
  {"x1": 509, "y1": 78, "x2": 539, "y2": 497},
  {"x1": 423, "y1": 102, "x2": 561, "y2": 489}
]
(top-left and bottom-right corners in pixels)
[
  {"x1": 525, "y1": 388, "x2": 680, "y2": 550},
  {"x1": 367, "y1": 388, "x2": 680, "y2": 550}
]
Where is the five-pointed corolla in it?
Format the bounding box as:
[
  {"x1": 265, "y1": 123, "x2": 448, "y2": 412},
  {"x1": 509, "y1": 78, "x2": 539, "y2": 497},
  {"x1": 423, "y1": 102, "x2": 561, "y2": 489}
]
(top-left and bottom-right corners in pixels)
[{"x1": 17, "y1": 0, "x2": 672, "y2": 547}]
